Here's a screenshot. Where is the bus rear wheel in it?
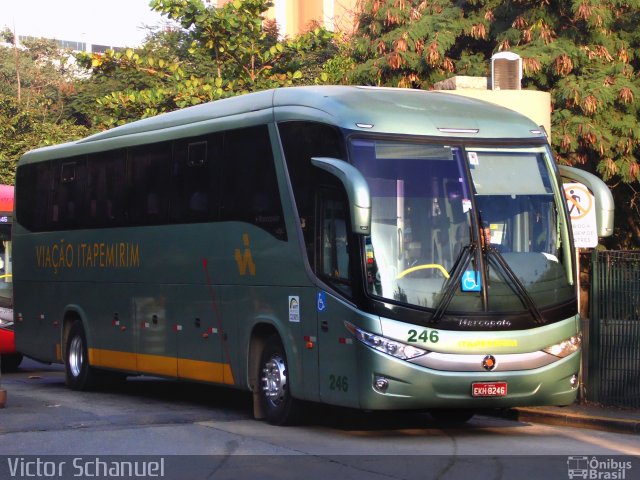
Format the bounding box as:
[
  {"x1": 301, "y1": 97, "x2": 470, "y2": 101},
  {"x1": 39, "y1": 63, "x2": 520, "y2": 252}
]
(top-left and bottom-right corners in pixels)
[
  {"x1": 65, "y1": 321, "x2": 98, "y2": 390},
  {"x1": 259, "y1": 334, "x2": 302, "y2": 426}
]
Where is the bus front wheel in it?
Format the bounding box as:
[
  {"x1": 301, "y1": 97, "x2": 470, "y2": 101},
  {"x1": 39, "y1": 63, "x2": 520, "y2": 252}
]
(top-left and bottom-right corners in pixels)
[
  {"x1": 259, "y1": 334, "x2": 302, "y2": 426},
  {"x1": 65, "y1": 321, "x2": 98, "y2": 390}
]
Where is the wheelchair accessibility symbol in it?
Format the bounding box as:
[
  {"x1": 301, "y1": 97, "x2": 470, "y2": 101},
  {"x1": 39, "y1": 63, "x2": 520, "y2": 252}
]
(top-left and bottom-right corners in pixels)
[
  {"x1": 317, "y1": 291, "x2": 327, "y2": 312},
  {"x1": 462, "y1": 271, "x2": 481, "y2": 292}
]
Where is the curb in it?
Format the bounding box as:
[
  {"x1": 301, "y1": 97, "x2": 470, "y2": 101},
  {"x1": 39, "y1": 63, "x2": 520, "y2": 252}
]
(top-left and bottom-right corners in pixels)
[{"x1": 498, "y1": 407, "x2": 640, "y2": 435}]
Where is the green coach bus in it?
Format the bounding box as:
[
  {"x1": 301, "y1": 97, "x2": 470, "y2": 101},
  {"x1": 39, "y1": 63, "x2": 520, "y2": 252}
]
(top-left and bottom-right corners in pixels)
[{"x1": 13, "y1": 86, "x2": 613, "y2": 425}]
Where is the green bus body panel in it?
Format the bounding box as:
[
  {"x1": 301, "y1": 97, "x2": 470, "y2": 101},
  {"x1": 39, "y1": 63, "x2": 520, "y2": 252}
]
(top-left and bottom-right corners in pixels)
[
  {"x1": 13, "y1": 223, "x2": 315, "y2": 390},
  {"x1": 17, "y1": 86, "x2": 542, "y2": 167},
  {"x1": 14, "y1": 86, "x2": 575, "y2": 412}
]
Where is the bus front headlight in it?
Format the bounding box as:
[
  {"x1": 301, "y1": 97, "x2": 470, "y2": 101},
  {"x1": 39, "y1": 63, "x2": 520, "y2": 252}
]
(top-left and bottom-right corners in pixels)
[
  {"x1": 542, "y1": 334, "x2": 582, "y2": 358},
  {"x1": 344, "y1": 322, "x2": 427, "y2": 360}
]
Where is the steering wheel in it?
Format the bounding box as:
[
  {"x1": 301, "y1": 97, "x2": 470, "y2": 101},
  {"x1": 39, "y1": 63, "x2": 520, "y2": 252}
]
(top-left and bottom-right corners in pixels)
[{"x1": 396, "y1": 264, "x2": 450, "y2": 279}]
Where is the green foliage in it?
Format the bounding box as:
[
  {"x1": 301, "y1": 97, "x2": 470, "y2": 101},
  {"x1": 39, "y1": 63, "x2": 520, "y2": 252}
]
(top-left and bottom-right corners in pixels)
[
  {"x1": 0, "y1": 95, "x2": 87, "y2": 184},
  {"x1": 349, "y1": 0, "x2": 482, "y2": 88},
  {"x1": 319, "y1": 33, "x2": 357, "y2": 84},
  {"x1": 348, "y1": 0, "x2": 640, "y2": 247},
  {"x1": 0, "y1": 37, "x2": 79, "y2": 120},
  {"x1": 0, "y1": 38, "x2": 89, "y2": 184},
  {"x1": 1, "y1": 28, "x2": 14, "y2": 44},
  {"x1": 1, "y1": 0, "x2": 638, "y2": 246},
  {"x1": 79, "y1": 0, "x2": 333, "y2": 127}
]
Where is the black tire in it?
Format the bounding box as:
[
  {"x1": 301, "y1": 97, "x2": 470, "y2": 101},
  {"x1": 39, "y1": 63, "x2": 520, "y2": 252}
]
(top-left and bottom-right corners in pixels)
[
  {"x1": 64, "y1": 321, "x2": 98, "y2": 390},
  {"x1": 0, "y1": 353, "x2": 23, "y2": 372},
  {"x1": 259, "y1": 334, "x2": 303, "y2": 426},
  {"x1": 430, "y1": 408, "x2": 475, "y2": 424}
]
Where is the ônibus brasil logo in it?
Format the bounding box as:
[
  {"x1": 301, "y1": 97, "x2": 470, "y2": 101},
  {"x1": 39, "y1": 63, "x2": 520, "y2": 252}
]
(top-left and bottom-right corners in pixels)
[{"x1": 567, "y1": 456, "x2": 633, "y2": 480}]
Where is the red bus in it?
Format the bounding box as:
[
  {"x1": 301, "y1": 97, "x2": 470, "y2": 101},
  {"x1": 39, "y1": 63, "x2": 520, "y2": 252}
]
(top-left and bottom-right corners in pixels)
[{"x1": 0, "y1": 184, "x2": 20, "y2": 372}]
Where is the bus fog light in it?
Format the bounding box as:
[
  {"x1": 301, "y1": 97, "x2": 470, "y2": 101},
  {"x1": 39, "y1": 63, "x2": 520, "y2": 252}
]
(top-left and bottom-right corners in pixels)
[
  {"x1": 570, "y1": 374, "x2": 579, "y2": 389},
  {"x1": 374, "y1": 376, "x2": 389, "y2": 393}
]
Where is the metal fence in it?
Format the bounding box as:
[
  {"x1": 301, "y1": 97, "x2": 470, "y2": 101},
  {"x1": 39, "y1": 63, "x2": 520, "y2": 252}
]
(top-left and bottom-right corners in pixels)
[{"x1": 588, "y1": 250, "x2": 640, "y2": 408}]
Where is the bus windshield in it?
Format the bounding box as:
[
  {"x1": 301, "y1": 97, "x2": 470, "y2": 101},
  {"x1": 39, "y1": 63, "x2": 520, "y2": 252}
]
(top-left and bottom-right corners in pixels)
[{"x1": 350, "y1": 138, "x2": 573, "y2": 316}]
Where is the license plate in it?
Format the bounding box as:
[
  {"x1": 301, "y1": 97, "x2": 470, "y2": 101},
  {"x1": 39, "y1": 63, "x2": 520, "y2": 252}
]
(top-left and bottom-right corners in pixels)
[{"x1": 472, "y1": 382, "x2": 507, "y2": 397}]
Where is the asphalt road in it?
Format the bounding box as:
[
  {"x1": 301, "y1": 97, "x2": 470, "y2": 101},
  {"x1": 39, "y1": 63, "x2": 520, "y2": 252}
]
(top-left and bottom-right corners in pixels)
[{"x1": 1, "y1": 358, "x2": 638, "y2": 480}]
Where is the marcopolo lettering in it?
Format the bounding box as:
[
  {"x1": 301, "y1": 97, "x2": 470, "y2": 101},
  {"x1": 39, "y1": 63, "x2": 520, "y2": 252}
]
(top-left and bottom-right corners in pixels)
[{"x1": 458, "y1": 319, "x2": 512, "y2": 328}]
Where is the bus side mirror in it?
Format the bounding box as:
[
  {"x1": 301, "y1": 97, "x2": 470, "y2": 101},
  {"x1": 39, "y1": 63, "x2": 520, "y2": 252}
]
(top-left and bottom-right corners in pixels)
[
  {"x1": 311, "y1": 157, "x2": 371, "y2": 235},
  {"x1": 558, "y1": 165, "x2": 614, "y2": 238}
]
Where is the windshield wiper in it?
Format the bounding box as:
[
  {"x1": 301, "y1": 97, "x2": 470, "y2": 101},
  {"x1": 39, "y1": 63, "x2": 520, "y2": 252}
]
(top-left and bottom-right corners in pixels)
[
  {"x1": 429, "y1": 244, "x2": 546, "y2": 325},
  {"x1": 486, "y1": 247, "x2": 545, "y2": 325},
  {"x1": 430, "y1": 244, "x2": 474, "y2": 324}
]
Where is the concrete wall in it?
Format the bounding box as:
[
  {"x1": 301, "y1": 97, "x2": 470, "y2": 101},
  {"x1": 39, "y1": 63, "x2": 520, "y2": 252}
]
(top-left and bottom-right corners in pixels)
[
  {"x1": 441, "y1": 89, "x2": 551, "y2": 141},
  {"x1": 433, "y1": 76, "x2": 552, "y2": 141}
]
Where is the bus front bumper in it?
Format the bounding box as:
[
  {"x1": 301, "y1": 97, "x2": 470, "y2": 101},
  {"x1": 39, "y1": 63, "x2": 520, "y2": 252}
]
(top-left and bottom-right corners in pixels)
[{"x1": 355, "y1": 346, "x2": 581, "y2": 411}]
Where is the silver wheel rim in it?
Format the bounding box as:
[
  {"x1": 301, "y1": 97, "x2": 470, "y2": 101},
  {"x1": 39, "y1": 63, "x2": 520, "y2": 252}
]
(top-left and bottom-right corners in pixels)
[
  {"x1": 261, "y1": 354, "x2": 287, "y2": 407},
  {"x1": 68, "y1": 335, "x2": 83, "y2": 378}
]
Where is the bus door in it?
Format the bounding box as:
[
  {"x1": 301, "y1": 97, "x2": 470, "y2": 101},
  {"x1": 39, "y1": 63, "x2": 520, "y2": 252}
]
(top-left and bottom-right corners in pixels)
[
  {"x1": 174, "y1": 286, "x2": 228, "y2": 385},
  {"x1": 316, "y1": 188, "x2": 360, "y2": 408},
  {"x1": 134, "y1": 293, "x2": 177, "y2": 377}
]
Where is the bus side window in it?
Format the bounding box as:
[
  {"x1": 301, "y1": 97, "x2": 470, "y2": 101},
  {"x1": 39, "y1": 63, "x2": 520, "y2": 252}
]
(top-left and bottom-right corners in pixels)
[
  {"x1": 170, "y1": 134, "x2": 222, "y2": 223},
  {"x1": 16, "y1": 163, "x2": 52, "y2": 231},
  {"x1": 51, "y1": 158, "x2": 86, "y2": 229},
  {"x1": 87, "y1": 150, "x2": 127, "y2": 227},
  {"x1": 129, "y1": 143, "x2": 171, "y2": 225},
  {"x1": 319, "y1": 190, "x2": 352, "y2": 297},
  {"x1": 220, "y1": 126, "x2": 286, "y2": 240}
]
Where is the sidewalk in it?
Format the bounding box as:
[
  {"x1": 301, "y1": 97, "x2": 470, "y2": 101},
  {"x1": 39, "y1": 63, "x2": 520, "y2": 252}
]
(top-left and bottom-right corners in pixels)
[{"x1": 494, "y1": 403, "x2": 640, "y2": 435}]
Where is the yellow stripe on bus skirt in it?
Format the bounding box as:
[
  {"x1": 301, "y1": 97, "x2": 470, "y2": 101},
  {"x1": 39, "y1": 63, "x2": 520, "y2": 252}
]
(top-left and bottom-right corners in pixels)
[{"x1": 88, "y1": 348, "x2": 235, "y2": 385}]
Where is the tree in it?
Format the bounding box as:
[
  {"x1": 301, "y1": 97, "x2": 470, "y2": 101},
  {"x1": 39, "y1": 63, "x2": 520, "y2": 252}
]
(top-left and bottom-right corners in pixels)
[
  {"x1": 0, "y1": 34, "x2": 80, "y2": 122},
  {"x1": 0, "y1": 36, "x2": 89, "y2": 184},
  {"x1": 77, "y1": 0, "x2": 333, "y2": 128},
  {"x1": 72, "y1": 26, "x2": 196, "y2": 126},
  {"x1": 347, "y1": 0, "x2": 640, "y2": 248},
  {"x1": 347, "y1": 0, "x2": 486, "y2": 88},
  {"x1": 0, "y1": 95, "x2": 87, "y2": 184}
]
